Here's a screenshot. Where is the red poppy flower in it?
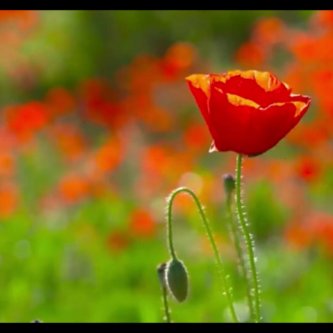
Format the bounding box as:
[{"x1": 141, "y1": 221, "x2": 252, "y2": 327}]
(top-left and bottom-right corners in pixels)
[{"x1": 186, "y1": 70, "x2": 311, "y2": 156}]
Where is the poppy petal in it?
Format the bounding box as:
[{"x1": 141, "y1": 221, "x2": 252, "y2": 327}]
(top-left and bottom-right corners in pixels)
[
  {"x1": 213, "y1": 70, "x2": 291, "y2": 107},
  {"x1": 208, "y1": 85, "x2": 255, "y2": 153}
]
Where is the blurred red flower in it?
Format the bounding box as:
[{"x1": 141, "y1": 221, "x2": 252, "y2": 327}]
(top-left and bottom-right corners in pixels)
[
  {"x1": 252, "y1": 17, "x2": 286, "y2": 46},
  {"x1": 0, "y1": 151, "x2": 15, "y2": 178},
  {"x1": 93, "y1": 137, "x2": 123, "y2": 174},
  {"x1": 285, "y1": 223, "x2": 312, "y2": 250},
  {"x1": 80, "y1": 78, "x2": 125, "y2": 129},
  {"x1": 58, "y1": 174, "x2": 91, "y2": 204},
  {"x1": 311, "y1": 10, "x2": 333, "y2": 31},
  {"x1": 235, "y1": 42, "x2": 267, "y2": 68},
  {"x1": 186, "y1": 70, "x2": 311, "y2": 156},
  {"x1": 45, "y1": 87, "x2": 76, "y2": 119},
  {"x1": 48, "y1": 123, "x2": 87, "y2": 162},
  {"x1": 4, "y1": 101, "x2": 49, "y2": 141},
  {"x1": 129, "y1": 208, "x2": 156, "y2": 238},
  {"x1": 0, "y1": 10, "x2": 37, "y2": 29},
  {"x1": 286, "y1": 212, "x2": 333, "y2": 256},
  {"x1": 106, "y1": 231, "x2": 131, "y2": 253},
  {"x1": 160, "y1": 42, "x2": 197, "y2": 80},
  {"x1": 183, "y1": 123, "x2": 210, "y2": 152},
  {"x1": 286, "y1": 118, "x2": 329, "y2": 149},
  {"x1": 294, "y1": 155, "x2": 322, "y2": 183},
  {"x1": 0, "y1": 182, "x2": 19, "y2": 218}
]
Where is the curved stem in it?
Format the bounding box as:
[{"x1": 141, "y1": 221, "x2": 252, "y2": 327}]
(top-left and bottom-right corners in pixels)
[
  {"x1": 235, "y1": 154, "x2": 262, "y2": 323},
  {"x1": 167, "y1": 187, "x2": 239, "y2": 322},
  {"x1": 167, "y1": 193, "x2": 178, "y2": 260},
  {"x1": 226, "y1": 194, "x2": 255, "y2": 321}
]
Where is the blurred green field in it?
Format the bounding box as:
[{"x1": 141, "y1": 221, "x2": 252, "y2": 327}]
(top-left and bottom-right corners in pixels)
[{"x1": 1, "y1": 10, "x2": 333, "y2": 323}]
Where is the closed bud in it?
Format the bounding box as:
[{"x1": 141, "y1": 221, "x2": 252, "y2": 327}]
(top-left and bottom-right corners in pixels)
[
  {"x1": 165, "y1": 258, "x2": 189, "y2": 302},
  {"x1": 223, "y1": 173, "x2": 235, "y2": 195}
]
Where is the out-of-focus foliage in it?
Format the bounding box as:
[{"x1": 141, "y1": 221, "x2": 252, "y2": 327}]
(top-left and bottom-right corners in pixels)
[{"x1": 1, "y1": 10, "x2": 333, "y2": 323}]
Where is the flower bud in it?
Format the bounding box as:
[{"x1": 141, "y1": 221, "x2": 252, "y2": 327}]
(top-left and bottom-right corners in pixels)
[
  {"x1": 223, "y1": 173, "x2": 235, "y2": 195},
  {"x1": 165, "y1": 258, "x2": 189, "y2": 302}
]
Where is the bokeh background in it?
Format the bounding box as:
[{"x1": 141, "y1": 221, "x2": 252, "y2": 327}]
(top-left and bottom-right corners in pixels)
[{"x1": 1, "y1": 10, "x2": 333, "y2": 322}]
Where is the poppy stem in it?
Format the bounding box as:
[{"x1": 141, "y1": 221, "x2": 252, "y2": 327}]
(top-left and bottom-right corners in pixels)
[
  {"x1": 166, "y1": 187, "x2": 239, "y2": 322},
  {"x1": 166, "y1": 194, "x2": 178, "y2": 261},
  {"x1": 225, "y1": 193, "x2": 255, "y2": 322},
  {"x1": 235, "y1": 154, "x2": 262, "y2": 323},
  {"x1": 161, "y1": 284, "x2": 171, "y2": 323},
  {"x1": 157, "y1": 263, "x2": 172, "y2": 323}
]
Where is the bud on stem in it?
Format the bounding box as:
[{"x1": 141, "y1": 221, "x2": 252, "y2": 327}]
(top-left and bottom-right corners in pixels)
[
  {"x1": 223, "y1": 173, "x2": 236, "y2": 196},
  {"x1": 165, "y1": 258, "x2": 189, "y2": 303}
]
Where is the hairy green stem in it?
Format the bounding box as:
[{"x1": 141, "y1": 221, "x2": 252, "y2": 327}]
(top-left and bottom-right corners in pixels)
[
  {"x1": 226, "y1": 194, "x2": 255, "y2": 321},
  {"x1": 167, "y1": 187, "x2": 239, "y2": 322},
  {"x1": 235, "y1": 154, "x2": 262, "y2": 322},
  {"x1": 162, "y1": 285, "x2": 171, "y2": 323},
  {"x1": 157, "y1": 263, "x2": 171, "y2": 323}
]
